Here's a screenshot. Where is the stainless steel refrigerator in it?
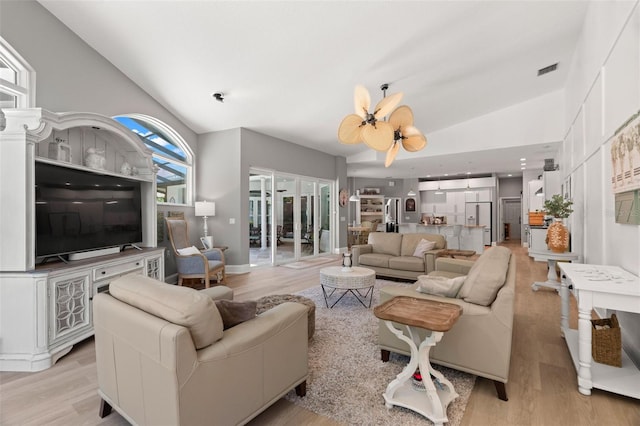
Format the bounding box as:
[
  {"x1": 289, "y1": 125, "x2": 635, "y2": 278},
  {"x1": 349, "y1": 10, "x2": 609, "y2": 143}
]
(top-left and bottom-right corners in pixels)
[
  {"x1": 465, "y1": 201, "x2": 492, "y2": 246},
  {"x1": 384, "y1": 197, "x2": 401, "y2": 232}
]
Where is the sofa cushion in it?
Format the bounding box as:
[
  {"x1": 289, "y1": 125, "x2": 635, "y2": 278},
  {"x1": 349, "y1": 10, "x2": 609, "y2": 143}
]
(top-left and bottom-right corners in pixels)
[
  {"x1": 388, "y1": 256, "x2": 425, "y2": 272},
  {"x1": 215, "y1": 300, "x2": 257, "y2": 330},
  {"x1": 457, "y1": 246, "x2": 512, "y2": 306},
  {"x1": 417, "y1": 275, "x2": 467, "y2": 298},
  {"x1": 413, "y1": 239, "x2": 436, "y2": 257},
  {"x1": 401, "y1": 233, "x2": 445, "y2": 256},
  {"x1": 368, "y1": 232, "x2": 403, "y2": 256},
  {"x1": 359, "y1": 253, "x2": 392, "y2": 268},
  {"x1": 109, "y1": 274, "x2": 224, "y2": 349}
]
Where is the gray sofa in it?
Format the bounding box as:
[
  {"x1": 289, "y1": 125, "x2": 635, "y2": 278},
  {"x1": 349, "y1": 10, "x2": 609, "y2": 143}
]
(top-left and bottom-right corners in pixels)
[
  {"x1": 352, "y1": 232, "x2": 447, "y2": 280},
  {"x1": 378, "y1": 246, "x2": 515, "y2": 400}
]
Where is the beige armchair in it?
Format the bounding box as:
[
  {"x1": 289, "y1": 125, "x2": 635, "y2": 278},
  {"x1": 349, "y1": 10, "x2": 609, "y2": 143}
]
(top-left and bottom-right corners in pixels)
[
  {"x1": 377, "y1": 247, "x2": 515, "y2": 400},
  {"x1": 166, "y1": 218, "x2": 225, "y2": 288},
  {"x1": 94, "y1": 274, "x2": 308, "y2": 425}
]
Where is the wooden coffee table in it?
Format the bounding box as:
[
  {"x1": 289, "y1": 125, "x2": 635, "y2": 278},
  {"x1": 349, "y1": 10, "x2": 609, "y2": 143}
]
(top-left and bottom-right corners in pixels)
[
  {"x1": 374, "y1": 296, "x2": 462, "y2": 426},
  {"x1": 437, "y1": 249, "x2": 476, "y2": 258}
]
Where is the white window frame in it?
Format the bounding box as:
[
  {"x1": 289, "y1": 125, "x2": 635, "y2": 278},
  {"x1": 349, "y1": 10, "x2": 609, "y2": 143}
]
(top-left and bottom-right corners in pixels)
[
  {"x1": 0, "y1": 36, "x2": 36, "y2": 109},
  {"x1": 114, "y1": 113, "x2": 195, "y2": 206}
]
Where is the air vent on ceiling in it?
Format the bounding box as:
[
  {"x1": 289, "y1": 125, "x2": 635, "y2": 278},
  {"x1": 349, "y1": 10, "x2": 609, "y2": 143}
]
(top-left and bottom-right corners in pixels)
[{"x1": 538, "y1": 63, "x2": 558, "y2": 76}]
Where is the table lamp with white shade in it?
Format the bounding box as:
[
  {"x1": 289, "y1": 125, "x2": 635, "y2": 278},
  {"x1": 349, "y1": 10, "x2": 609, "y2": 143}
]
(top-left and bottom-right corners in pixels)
[{"x1": 195, "y1": 200, "x2": 216, "y2": 249}]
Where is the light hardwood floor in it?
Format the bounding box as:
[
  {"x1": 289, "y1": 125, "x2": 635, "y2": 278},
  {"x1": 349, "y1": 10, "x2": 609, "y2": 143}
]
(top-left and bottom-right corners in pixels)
[{"x1": 1, "y1": 241, "x2": 638, "y2": 425}]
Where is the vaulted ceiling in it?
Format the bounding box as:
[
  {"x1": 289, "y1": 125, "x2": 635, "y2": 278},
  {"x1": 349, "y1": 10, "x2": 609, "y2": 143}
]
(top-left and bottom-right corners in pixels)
[{"x1": 38, "y1": 0, "x2": 590, "y2": 179}]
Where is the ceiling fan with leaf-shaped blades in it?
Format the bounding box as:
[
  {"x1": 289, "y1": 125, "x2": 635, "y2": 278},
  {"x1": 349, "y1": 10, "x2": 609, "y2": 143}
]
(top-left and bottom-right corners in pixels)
[{"x1": 338, "y1": 84, "x2": 427, "y2": 167}]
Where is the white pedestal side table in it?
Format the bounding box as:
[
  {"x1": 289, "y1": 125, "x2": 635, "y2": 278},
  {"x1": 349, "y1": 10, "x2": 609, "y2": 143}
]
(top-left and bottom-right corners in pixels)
[
  {"x1": 319, "y1": 266, "x2": 375, "y2": 308},
  {"x1": 374, "y1": 296, "x2": 462, "y2": 426},
  {"x1": 528, "y1": 248, "x2": 580, "y2": 292}
]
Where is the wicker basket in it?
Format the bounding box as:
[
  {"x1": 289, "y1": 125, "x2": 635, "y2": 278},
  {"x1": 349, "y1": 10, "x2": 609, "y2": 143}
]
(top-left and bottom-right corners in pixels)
[{"x1": 591, "y1": 314, "x2": 621, "y2": 367}]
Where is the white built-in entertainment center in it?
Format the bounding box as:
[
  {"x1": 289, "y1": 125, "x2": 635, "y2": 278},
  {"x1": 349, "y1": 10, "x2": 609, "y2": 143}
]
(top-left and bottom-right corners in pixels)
[{"x1": 0, "y1": 109, "x2": 164, "y2": 372}]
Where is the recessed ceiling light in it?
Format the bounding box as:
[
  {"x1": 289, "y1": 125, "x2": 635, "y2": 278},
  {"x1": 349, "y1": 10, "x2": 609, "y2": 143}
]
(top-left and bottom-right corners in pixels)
[
  {"x1": 444, "y1": 173, "x2": 449, "y2": 176},
  {"x1": 520, "y1": 158, "x2": 526, "y2": 161},
  {"x1": 521, "y1": 167, "x2": 526, "y2": 170},
  {"x1": 466, "y1": 172, "x2": 471, "y2": 175},
  {"x1": 521, "y1": 162, "x2": 526, "y2": 166},
  {"x1": 508, "y1": 174, "x2": 513, "y2": 177}
]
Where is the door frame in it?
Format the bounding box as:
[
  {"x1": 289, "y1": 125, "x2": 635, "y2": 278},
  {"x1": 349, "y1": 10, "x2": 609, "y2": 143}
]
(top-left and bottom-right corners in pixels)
[{"x1": 249, "y1": 168, "x2": 334, "y2": 267}]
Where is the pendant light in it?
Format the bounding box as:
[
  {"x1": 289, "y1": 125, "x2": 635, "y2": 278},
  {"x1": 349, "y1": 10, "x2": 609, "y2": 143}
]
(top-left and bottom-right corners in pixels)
[
  {"x1": 464, "y1": 179, "x2": 474, "y2": 193},
  {"x1": 407, "y1": 189, "x2": 416, "y2": 197},
  {"x1": 435, "y1": 178, "x2": 444, "y2": 195}
]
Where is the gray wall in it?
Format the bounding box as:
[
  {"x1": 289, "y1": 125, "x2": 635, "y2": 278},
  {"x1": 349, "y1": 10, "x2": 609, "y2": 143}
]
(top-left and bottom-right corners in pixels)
[
  {"x1": 498, "y1": 177, "x2": 523, "y2": 198},
  {"x1": 0, "y1": 1, "x2": 202, "y2": 277},
  {"x1": 197, "y1": 128, "x2": 347, "y2": 266},
  {"x1": 0, "y1": 1, "x2": 196, "y2": 148}
]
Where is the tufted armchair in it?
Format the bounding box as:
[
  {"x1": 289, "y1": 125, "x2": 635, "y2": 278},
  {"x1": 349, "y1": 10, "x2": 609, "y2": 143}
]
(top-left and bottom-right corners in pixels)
[{"x1": 166, "y1": 218, "x2": 225, "y2": 288}]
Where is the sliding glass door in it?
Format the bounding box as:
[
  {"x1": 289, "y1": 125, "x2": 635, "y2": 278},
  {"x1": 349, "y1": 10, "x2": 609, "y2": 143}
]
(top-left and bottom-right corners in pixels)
[{"x1": 249, "y1": 169, "x2": 333, "y2": 267}]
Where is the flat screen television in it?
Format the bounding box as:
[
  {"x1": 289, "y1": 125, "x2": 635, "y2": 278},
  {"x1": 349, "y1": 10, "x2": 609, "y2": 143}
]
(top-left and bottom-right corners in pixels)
[{"x1": 35, "y1": 162, "x2": 143, "y2": 259}]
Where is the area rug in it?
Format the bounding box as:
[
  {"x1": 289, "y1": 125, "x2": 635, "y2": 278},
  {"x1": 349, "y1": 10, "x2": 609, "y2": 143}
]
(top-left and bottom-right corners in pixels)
[
  {"x1": 284, "y1": 280, "x2": 476, "y2": 426},
  {"x1": 281, "y1": 256, "x2": 339, "y2": 269}
]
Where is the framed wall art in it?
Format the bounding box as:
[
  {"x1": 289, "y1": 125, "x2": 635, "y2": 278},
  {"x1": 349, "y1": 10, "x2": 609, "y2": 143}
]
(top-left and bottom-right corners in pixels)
[{"x1": 405, "y1": 197, "x2": 416, "y2": 212}]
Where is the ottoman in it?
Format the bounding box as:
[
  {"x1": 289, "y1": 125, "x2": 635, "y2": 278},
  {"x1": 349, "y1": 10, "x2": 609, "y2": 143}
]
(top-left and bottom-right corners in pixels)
[{"x1": 256, "y1": 294, "x2": 316, "y2": 339}]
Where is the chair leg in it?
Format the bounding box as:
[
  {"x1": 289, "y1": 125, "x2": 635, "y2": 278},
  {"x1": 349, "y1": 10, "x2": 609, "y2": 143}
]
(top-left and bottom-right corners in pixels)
[
  {"x1": 178, "y1": 276, "x2": 183, "y2": 286},
  {"x1": 381, "y1": 349, "x2": 390, "y2": 362},
  {"x1": 99, "y1": 398, "x2": 112, "y2": 418},
  {"x1": 494, "y1": 380, "x2": 508, "y2": 401},
  {"x1": 295, "y1": 380, "x2": 307, "y2": 397}
]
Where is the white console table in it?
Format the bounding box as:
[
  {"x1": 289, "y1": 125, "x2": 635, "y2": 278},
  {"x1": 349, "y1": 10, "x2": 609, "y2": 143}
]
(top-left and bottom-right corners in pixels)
[{"x1": 558, "y1": 263, "x2": 640, "y2": 399}]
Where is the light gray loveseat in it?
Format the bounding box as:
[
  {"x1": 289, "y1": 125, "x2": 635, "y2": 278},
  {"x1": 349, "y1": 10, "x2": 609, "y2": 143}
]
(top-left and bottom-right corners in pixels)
[
  {"x1": 352, "y1": 232, "x2": 447, "y2": 280},
  {"x1": 378, "y1": 246, "x2": 515, "y2": 401}
]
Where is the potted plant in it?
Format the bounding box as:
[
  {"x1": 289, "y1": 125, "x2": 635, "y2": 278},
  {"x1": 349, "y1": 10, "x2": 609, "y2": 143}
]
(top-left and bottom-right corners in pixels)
[{"x1": 542, "y1": 194, "x2": 573, "y2": 252}]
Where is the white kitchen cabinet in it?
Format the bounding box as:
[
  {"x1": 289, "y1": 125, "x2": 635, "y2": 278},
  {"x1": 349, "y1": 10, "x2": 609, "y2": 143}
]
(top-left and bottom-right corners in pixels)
[
  {"x1": 528, "y1": 180, "x2": 544, "y2": 212},
  {"x1": 528, "y1": 227, "x2": 548, "y2": 254},
  {"x1": 464, "y1": 189, "x2": 492, "y2": 202}
]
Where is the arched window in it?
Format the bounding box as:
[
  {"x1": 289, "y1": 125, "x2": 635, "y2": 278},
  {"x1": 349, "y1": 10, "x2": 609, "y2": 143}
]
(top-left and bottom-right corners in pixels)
[
  {"x1": 0, "y1": 36, "x2": 36, "y2": 123},
  {"x1": 114, "y1": 114, "x2": 194, "y2": 205}
]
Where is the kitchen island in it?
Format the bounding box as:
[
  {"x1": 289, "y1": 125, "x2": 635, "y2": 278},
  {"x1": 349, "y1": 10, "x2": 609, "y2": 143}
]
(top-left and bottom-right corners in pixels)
[{"x1": 397, "y1": 224, "x2": 486, "y2": 253}]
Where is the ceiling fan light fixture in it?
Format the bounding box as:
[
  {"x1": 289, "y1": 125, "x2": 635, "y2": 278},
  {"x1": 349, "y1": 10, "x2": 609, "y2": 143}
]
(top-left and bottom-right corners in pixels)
[{"x1": 338, "y1": 84, "x2": 427, "y2": 167}]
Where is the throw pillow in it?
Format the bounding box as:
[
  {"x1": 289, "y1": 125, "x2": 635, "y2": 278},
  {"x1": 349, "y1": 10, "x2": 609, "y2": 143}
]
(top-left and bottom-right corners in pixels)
[
  {"x1": 413, "y1": 239, "x2": 436, "y2": 257},
  {"x1": 177, "y1": 245, "x2": 200, "y2": 256},
  {"x1": 215, "y1": 300, "x2": 258, "y2": 330},
  {"x1": 457, "y1": 246, "x2": 511, "y2": 306},
  {"x1": 416, "y1": 275, "x2": 467, "y2": 298}
]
